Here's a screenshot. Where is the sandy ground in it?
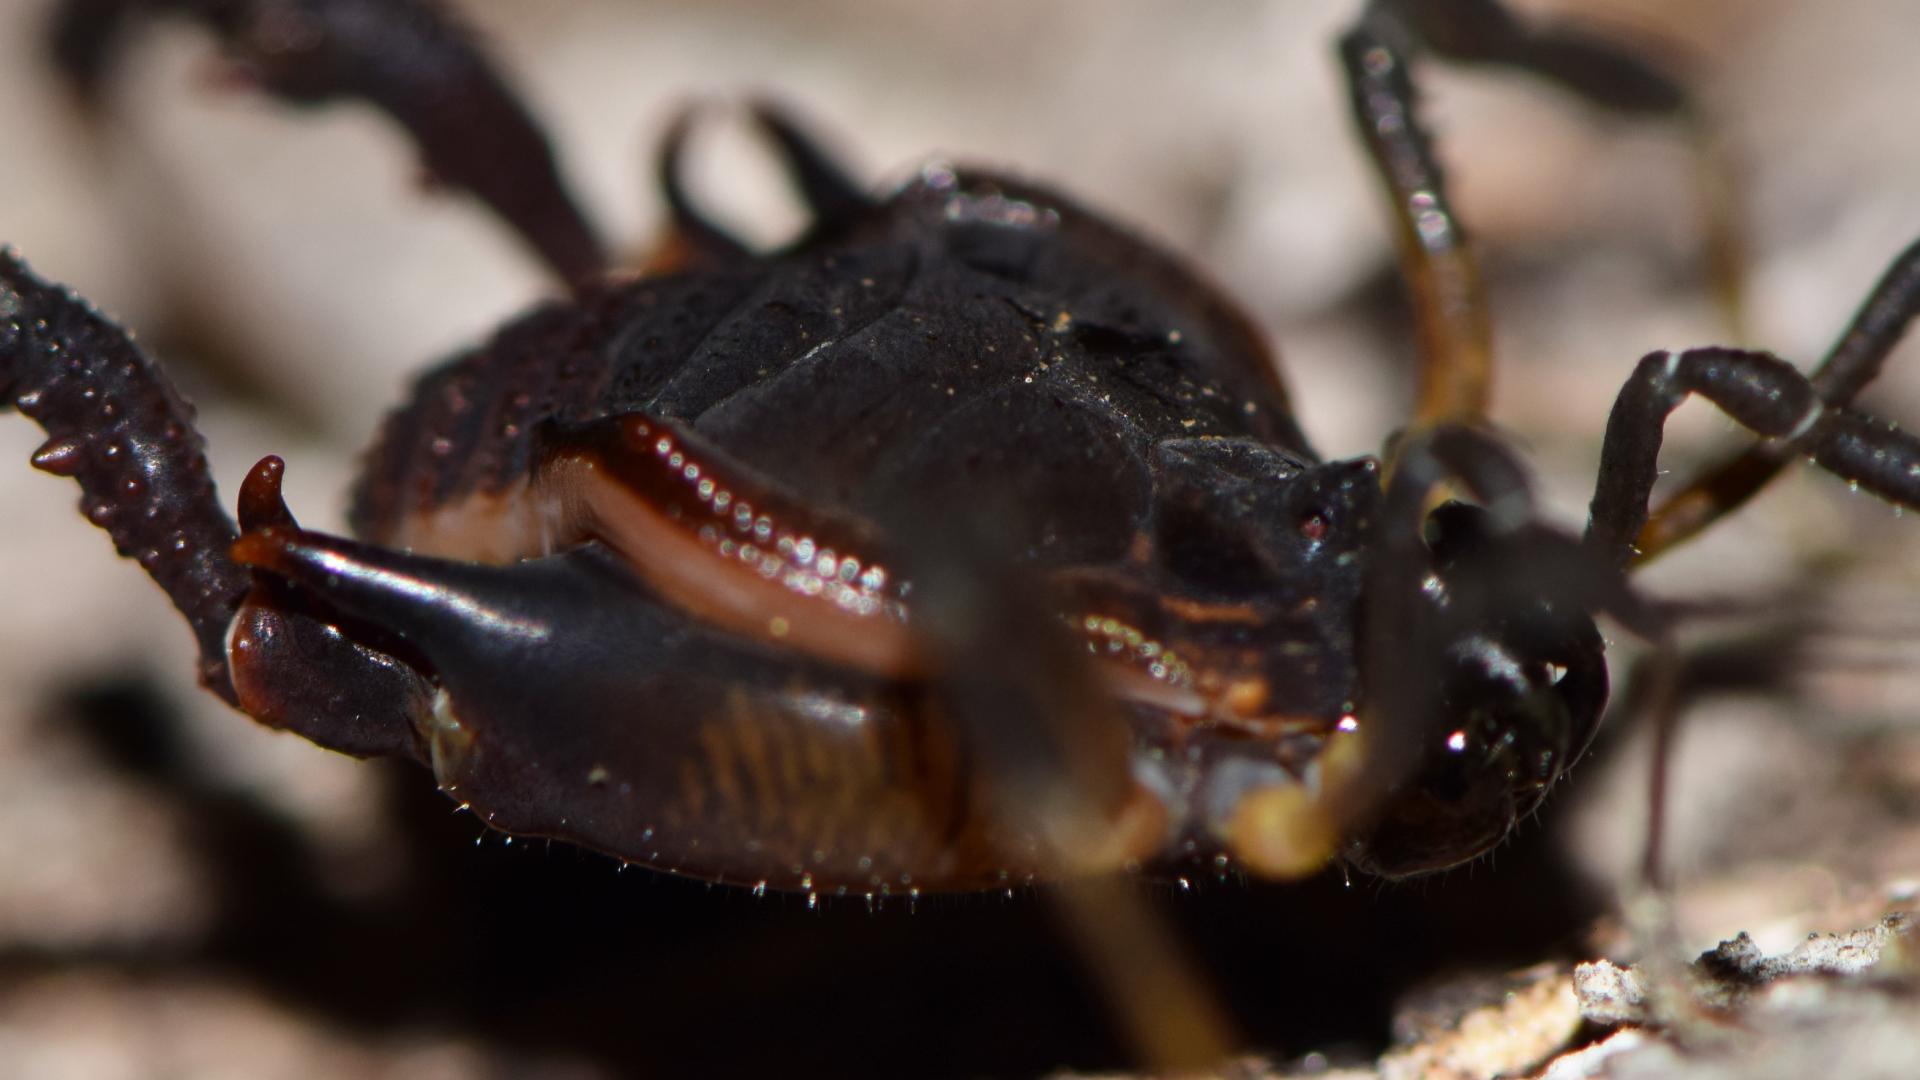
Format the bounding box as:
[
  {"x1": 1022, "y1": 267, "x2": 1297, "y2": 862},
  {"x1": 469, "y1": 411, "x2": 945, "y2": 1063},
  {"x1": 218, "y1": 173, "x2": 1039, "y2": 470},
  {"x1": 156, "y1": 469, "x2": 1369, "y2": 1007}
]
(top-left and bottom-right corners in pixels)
[{"x1": 2, "y1": 1, "x2": 1920, "y2": 1076}]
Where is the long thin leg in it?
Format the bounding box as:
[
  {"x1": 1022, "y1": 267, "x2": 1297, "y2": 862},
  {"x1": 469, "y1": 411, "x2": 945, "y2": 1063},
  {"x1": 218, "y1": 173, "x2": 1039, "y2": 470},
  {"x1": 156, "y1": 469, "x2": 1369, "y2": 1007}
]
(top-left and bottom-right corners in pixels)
[
  {"x1": 1631, "y1": 644, "x2": 1682, "y2": 892},
  {"x1": 1339, "y1": 20, "x2": 1493, "y2": 428},
  {"x1": 890, "y1": 512, "x2": 1152, "y2": 874},
  {"x1": 1586, "y1": 347, "x2": 1920, "y2": 573},
  {"x1": 1367, "y1": 0, "x2": 1747, "y2": 332},
  {"x1": 1342, "y1": 0, "x2": 1702, "y2": 430},
  {"x1": 1369, "y1": 0, "x2": 1685, "y2": 115},
  {"x1": 1610, "y1": 618, "x2": 1823, "y2": 891},
  {"x1": 0, "y1": 251, "x2": 249, "y2": 701},
  {"x1": 1635, "y1": 239, "x2": 1920, "y2": 563},
  {"x1": 1359, "y1": 0, "x2": 1739, "y2": 331},
  {"x1": 49, "y1": 0, "x2": 606, "y2": 286},
  {"x1": 895, "y1": 521, "x2": 1237, "y2": 1071}
]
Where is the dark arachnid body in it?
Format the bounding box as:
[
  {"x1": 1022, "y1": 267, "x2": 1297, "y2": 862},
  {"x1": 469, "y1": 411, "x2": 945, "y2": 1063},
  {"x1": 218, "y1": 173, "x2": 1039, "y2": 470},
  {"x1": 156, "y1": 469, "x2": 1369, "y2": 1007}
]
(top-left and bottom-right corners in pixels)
[
  {"x1": 329, "y1": 165, "x2": 1416, "y2": 892},
  {"x1": 7, "y1": 0, "x2": 1920, "y2": 913}
]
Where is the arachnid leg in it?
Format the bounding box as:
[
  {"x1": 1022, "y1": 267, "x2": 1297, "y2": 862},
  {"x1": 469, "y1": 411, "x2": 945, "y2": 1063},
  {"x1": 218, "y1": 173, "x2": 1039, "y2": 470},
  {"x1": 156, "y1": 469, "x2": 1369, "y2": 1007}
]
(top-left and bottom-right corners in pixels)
[
  {"x1": 1636, "y1": 239, "x2": 1920, "y2": 562},
  {"x1": 1342, "y1": 0, "x2": 1702, "y2": 430},
  {"x1": 1363, "y1": 0, "x2": 1685, "y2": 116},
  {"x1": 1364, "y1": 0, "x2": 1749, "y2": 337},
  {"x1": 49, "y1": 0, "x2": 605, "y2": 285},
  {"x1": 747, "y1": 100, "x2": 871, "y2": 229},
  {"x1": 650, "y1": 107, "x2": 754, "y2": 272},
  {"x1": 0, "y1": 251, "x2": 249, "y2": 700},
  {"x1": 888, "y1": 514, "x2": 1150, "y2": 874},
  {"x1": 1338, "y1": 20, "x2": 1493, "y2": 428},
  {"x1": 1608, "y1": 621, "x2": 1820, "y2": 889},
  {"x1": 879, "y1": 510, "x2": 1233, "y2": 1072},
  {"x1": 0, "y1": 253, "x2": 432, "y2": 744},
  {"x1": 649, "y1": 100, "x2": 872, "y2": 273},
  {"x1": 1586, "y1": 346, "x2": 1920, "y2": 573}
]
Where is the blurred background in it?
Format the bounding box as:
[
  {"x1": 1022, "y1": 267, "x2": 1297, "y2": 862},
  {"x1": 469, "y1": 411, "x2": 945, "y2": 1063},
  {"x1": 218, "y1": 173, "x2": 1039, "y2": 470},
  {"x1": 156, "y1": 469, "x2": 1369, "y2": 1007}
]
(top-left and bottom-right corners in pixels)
[{"x1": 2, "y1": 1, "x2": 1919, "y2": 1076}]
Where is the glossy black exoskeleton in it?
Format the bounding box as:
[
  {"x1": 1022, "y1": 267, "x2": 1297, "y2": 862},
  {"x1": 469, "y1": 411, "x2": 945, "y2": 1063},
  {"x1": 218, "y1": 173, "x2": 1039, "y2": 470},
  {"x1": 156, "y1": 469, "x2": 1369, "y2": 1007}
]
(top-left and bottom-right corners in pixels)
[{"x1": 6, "y1": 0, "x2": 1920, "y2": 904}]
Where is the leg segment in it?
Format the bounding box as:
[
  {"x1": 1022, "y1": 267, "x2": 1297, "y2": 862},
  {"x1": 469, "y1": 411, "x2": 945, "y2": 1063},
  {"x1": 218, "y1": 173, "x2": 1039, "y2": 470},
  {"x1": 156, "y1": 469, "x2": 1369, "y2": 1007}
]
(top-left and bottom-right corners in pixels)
[
  {"x1": 49, "y1": 0, "x2": 606, "y2": 285},
  {"x1": 887, "y1": 512, "x2": 1152, "y2": 872},
  {"x1": 649, "y1": 106, "x2": 754, "y2": 273},
  {"x1": 1, "y1": 254, "x2": 432, "y2": 747},
  {"x1": 1339, "y1": 19, "x2": 1493, "y2": 428},
  {"x1": 746, "y1": 100, "x2": 871, "y2": 229},
  {"x1": 0, "y1": 251, "x2": 249, "y2": 701},
  {"x1": 1369, "y1": 0, "x2": 1746, "y2": 340},
  {"x1": 1586, "y1": 347, "x2": 1920, "y2": 573},
  {"x1": 1341, "y1": 0, "x2": 1697, "y2": 429},
  {"x1": 1367, "y1": 0, "x2": 1685, "y2": 116},
  {"x1": 1635, "y1": 239, "x2": 1920, "y2": 563},
  {"x1": 647, "y1": 99, "x2": 872, "y2": 273},
  {"x1": 890, "y1": 519, "x2": 1236, "y2": 1069},
  {"x1": 1611, "y1": 619, "x2": 1823, "y2": 889}
]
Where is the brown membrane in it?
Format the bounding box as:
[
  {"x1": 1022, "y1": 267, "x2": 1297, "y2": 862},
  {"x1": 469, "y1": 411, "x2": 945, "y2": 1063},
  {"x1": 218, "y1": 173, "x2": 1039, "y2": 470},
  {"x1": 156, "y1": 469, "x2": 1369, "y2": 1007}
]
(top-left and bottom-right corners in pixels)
[
  {"x1": 387, "y1": 413, "x2": 1227, "y2": 714},
  {"x1": 544, "y1": 416, "x2": 920, "y2": 677}
]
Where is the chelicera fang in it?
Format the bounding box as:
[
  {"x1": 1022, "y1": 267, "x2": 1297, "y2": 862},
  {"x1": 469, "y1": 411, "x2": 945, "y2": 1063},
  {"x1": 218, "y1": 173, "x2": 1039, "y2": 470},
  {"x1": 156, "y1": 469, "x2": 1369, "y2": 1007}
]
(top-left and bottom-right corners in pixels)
[{"x1": 6, "y1": 0, "x2": 1920, "y2": 908}]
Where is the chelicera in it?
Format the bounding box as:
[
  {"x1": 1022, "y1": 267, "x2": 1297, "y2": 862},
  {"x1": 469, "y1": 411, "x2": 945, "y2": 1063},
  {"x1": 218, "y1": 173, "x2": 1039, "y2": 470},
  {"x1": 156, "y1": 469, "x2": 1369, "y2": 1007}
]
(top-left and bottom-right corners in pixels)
[{"x1": 6, "y1": 0, "x2": 1920, "y2": 905}]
